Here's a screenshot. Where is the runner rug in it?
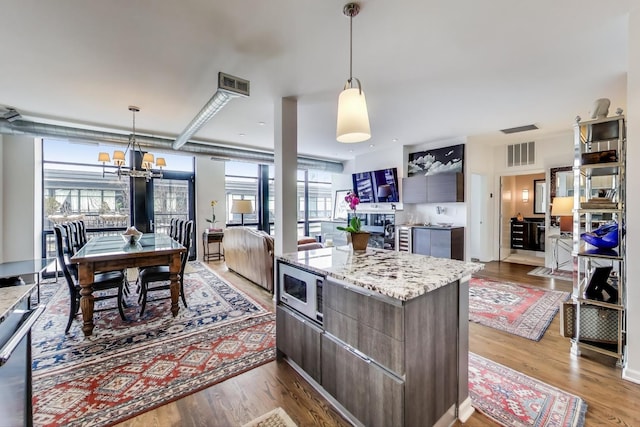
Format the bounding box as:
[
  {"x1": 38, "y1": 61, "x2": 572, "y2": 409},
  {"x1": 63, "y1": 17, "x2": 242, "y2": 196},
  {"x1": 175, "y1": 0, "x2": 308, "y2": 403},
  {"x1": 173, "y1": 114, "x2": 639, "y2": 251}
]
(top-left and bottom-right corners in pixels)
[
  {"x1": 31, "y1": 261, "x2": 276, "y2": 427},
  {"x1": 528, "y1": 266, "x2": 573, "y2": 282},
  {"x1": 469, "y1": 352, "x2": 587, "y2": 427},
  {"x1": 469, "y1": 277, "x2": 570, "y2": 341}
]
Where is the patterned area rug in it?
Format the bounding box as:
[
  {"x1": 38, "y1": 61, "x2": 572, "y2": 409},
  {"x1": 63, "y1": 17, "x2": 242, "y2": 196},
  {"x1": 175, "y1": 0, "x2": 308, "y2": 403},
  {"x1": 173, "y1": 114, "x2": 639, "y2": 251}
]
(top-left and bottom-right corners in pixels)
[
  {"x1": 242, "y1": 407, "x2": 298, "y2": 427},
  {"x1": 469, "y1": 277, "x2": 570, "y2": 341},
  {"x1": 528, "y1": 266, "x2": 573, "y2": 282},
  {"x1": 469, "y1": 352, "x2": 587, "y2": 427},
  {"x1": 31, "y1": 261, "x2": 276, "y2": 427}
]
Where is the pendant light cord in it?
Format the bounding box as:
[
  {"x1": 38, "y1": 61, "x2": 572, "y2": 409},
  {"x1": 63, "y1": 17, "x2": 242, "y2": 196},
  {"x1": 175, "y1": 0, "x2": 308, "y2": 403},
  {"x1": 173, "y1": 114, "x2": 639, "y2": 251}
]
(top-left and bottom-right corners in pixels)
[{"x1": 349, "y1": 12, "x2": 353, "y2": 84}]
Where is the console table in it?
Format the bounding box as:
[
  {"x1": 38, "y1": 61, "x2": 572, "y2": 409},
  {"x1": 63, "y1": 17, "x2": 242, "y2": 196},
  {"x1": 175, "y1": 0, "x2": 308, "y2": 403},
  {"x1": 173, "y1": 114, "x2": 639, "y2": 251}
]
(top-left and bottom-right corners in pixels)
[{"x1": 202, "y1": 230, "x2": 224, "y2": 261}]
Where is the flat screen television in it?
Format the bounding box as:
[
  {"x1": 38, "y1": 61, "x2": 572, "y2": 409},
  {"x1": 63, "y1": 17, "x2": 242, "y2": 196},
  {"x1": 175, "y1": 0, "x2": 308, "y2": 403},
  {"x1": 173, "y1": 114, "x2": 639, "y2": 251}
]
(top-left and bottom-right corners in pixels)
[{"x1": 352, "y1": 167, "x2": 400, "y2": 203}]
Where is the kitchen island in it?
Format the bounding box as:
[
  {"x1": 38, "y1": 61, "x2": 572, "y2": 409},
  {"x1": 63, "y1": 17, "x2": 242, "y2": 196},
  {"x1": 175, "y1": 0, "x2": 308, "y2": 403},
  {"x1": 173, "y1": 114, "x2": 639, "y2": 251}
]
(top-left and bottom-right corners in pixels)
[{"x1": 276, "y1": 247, "x2": 483, "y2": 427}]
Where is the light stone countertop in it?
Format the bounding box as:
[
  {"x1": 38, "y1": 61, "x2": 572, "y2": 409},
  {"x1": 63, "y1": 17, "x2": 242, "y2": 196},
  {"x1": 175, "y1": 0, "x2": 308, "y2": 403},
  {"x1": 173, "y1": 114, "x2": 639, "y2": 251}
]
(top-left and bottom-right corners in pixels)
[
  {"x1": 277, "y1": 247, "x2": 484, "y2": 301},
  {"x1": 0, "y1": 284, "x2": 36, "y2": 323}
]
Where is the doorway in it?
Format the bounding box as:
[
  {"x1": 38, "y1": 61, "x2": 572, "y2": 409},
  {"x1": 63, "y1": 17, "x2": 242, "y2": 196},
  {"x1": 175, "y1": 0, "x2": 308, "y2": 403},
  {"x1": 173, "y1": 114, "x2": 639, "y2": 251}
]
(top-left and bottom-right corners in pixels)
[
  {"x1": 499, "y1": 173, "x2": 546, "y2": 266},
  {"x1": 132, "y1": 170, "x2": 196, "y2": 260}
]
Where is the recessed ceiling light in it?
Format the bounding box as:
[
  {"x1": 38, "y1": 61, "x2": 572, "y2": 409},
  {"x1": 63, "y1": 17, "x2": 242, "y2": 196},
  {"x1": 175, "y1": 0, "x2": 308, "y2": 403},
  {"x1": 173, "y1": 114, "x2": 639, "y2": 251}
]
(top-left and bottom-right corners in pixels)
[
  {"x1": 369, "y1": 144, "x2": 375, "y2": 148},
  {"x1": 392, "y1": 138, "x2": 398, "y2": 142},
  {"x1": 258, "y1": 121, "x2": 265, "y2": 126},
  {"x1": 349, "y1": 149, "x2": 354, "y2": 153},
  {"x1": 239, "y1": 133, "x2": 246, "y2": 137}
]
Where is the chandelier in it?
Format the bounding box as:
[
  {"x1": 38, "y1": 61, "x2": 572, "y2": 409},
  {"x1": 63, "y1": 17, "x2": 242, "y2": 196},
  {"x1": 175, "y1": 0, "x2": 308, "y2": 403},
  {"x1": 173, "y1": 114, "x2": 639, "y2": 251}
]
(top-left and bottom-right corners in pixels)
[{"x1": 98, "y1": 106, "x2": 166, "y2": 181}]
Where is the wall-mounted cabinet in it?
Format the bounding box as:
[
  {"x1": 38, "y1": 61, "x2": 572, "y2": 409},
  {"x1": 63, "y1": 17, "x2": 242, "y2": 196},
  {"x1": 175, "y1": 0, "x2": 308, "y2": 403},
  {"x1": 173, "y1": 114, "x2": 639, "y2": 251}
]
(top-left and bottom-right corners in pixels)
[{"x1": 402, "y1": 173, "x2": 464, "y2": 204}]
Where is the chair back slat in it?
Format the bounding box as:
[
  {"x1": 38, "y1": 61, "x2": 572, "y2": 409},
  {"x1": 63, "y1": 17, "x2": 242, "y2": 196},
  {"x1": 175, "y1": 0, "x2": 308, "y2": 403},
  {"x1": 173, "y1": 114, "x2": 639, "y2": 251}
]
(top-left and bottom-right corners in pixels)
[
  {"x1": 53, "y1": 225, "x2": 78, "y2": 294},
  {"x1": 180, "y1": 220, "x2": 194, "y2": 279}
]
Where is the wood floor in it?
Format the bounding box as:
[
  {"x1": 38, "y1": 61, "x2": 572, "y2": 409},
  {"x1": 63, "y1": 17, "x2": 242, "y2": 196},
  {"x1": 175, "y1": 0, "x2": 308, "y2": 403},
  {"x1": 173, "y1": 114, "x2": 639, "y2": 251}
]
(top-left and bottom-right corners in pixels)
[{"x1": 116, "y1": 260, "x2": 640, "y2": 427}]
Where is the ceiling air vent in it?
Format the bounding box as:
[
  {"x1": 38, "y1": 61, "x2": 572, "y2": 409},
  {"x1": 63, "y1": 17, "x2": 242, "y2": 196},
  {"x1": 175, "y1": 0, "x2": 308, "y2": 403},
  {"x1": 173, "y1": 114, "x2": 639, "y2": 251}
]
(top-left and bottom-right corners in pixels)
[
  {"x1": 500, "y1": 124, "x2": 538, "y2": 134},
  {"x1": 218, "y1": 72, "x2": 250, "y2": 97},
  {"x1": 507, "y1": 141, "x2": 535, "y2": 167}
]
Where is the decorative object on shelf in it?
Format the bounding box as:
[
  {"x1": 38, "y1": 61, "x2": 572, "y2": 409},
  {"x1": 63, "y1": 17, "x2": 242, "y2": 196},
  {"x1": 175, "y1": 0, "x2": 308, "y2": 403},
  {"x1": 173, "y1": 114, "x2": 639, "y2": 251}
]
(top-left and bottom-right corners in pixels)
[
  {"x1": 584, "y1": 266, "x2": 618, "y2": 303},
  {"x1": 590, "y1": 98, "x2": 610, "y2": 119},
  {"x1": 581, "y1": 222, "x2": 620, "y2": 249},
  {"x1": 98, "y1": 106, "x2": 166, "y2": 181},
  {"x1": 516, "y1": 212, "x2": 523, "y2": 222},
  {"x1": 337, "y1": 191, "x2": 369, "y2": 251},
  {"x1": 231, "y1": 199, "x2": 253, "y2": 226},
  {"x1": 336, "y1": 2, "x2": 371, "y2": 143},
  {"x1": 206, "y1": 200, "x2": 218, "y2": 228}
]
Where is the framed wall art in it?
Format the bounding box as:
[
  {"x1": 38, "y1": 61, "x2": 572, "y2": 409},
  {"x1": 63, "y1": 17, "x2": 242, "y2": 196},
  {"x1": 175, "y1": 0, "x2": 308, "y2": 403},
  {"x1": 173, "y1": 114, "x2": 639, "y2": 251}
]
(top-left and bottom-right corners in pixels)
[{"x1": 407, "y1": 143, "x2": 464, "y2": 177}]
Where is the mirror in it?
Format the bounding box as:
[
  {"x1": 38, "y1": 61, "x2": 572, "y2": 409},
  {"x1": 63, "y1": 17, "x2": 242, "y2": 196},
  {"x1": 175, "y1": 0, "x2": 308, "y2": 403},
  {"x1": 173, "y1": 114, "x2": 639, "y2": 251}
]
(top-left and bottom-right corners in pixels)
[
  {"x1": 534, "y1": 179, "x2": 546, "y2": 214},
  {"x1": 549, "y1": 166, "x2": 573, "y2": 199}
]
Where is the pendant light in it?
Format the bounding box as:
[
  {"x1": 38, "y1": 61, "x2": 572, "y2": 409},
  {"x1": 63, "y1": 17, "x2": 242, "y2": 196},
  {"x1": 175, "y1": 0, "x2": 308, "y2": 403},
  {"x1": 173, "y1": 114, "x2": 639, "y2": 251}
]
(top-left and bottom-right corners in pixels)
[{"x1": 336, "y1": 2, "x2": 371, "y2": 143}]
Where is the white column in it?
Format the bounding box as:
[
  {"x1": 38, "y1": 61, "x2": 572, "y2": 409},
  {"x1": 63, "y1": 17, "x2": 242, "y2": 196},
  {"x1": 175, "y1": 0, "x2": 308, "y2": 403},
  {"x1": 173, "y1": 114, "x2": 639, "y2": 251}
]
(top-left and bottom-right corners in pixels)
[
  {"x1": 623, "y1": 4, "x2": 640, "y2": 382},
  {"x1": 274, "y1": 97, "x2": 299, "y2": 255}
]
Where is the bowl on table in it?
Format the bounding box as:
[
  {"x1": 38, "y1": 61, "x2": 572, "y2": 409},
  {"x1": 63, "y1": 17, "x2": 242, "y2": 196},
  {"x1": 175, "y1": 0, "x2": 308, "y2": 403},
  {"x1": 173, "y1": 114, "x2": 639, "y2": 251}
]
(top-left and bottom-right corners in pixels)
[{"x1": 122, "y1": 227, "x2": 143, "y2": 245}]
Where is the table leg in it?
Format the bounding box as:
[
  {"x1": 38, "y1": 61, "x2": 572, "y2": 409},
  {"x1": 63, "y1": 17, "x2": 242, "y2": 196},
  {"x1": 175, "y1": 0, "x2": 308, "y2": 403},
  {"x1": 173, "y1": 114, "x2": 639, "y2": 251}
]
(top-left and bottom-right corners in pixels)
[
  {"x1": 78, "y1": 264, "x2": 96, "y2": 337},
  {"x1": 169, "y1": 252, "x2": 181, "y2": 317}
]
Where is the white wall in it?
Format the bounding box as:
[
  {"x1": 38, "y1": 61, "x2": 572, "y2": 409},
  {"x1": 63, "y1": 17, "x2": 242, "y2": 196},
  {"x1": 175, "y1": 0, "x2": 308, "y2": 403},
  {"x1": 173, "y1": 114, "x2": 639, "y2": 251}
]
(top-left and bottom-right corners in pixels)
[
  {"x1": 2, "y1": 135, "x2": 39, "y2": 262},
  {"x1": 623, "y1": 5, "x2": 640, "y2": 383},
  {"x1": 0, "y1": 135, "x2": 3, "y2": 261},
  {"x1": 194, "y1": 156, "x2": 226, "y2": 260}
]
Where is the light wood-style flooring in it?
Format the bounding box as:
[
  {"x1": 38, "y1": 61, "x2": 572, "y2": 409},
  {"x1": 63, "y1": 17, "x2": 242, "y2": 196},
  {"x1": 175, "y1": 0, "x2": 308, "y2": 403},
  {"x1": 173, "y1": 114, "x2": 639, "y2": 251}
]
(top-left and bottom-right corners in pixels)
[{"x1": 116, "y1": 260, "x2": 640, "y2": 426}]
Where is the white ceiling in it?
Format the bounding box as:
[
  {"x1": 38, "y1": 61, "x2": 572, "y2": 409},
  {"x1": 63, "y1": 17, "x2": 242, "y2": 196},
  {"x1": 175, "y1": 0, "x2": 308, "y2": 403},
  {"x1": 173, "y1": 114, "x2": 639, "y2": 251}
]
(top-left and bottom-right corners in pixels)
[{"x1": 0, "y1": 0, "x2": 631, "y2": 161}]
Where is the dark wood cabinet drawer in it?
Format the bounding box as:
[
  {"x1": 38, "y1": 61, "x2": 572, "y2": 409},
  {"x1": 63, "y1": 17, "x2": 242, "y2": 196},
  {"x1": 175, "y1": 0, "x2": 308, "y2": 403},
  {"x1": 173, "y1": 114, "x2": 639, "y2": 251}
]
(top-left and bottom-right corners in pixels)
[
  {"x1": 276, "y1": 305, "x2": 322, "y2": 382},
  {"x1": 322, "y1": 333, "x2": 404, "y2": 427}
]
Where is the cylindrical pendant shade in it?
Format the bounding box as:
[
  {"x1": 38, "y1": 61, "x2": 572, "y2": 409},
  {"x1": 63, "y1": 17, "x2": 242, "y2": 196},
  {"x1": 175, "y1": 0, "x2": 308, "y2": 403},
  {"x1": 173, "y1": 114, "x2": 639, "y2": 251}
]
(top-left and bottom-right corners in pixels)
[{"x1": 336, "y1": 87, "x2": 371, "y2": 143}]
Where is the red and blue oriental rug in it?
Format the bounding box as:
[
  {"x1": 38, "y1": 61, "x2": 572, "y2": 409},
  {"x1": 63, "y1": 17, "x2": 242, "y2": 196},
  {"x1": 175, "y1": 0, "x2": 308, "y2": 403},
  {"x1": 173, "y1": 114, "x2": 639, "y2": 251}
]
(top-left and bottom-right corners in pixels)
[
  {"x1": 469, "y1": 277, "x2": 570, "y2": 341},
  {"x1": 31, "y1": 261, "x2": 275, "y2": 427},
  {"x1": 469, "y1": 352, "x2": 587, "y2": 427}
]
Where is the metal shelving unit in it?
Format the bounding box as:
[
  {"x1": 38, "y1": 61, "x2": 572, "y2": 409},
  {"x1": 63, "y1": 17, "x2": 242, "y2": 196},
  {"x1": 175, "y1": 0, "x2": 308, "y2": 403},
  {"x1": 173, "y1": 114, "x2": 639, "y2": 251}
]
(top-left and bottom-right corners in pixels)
[{"x1": 570, "y1": 114, "x2": 626, "y2": 364}]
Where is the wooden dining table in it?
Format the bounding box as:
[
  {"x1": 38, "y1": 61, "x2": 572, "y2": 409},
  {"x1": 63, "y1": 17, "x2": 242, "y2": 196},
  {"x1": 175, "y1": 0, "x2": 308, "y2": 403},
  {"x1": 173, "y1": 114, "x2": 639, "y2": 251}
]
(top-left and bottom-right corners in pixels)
[{"x1": 70, "y1": 233, "x2": 185, "y2": 337}]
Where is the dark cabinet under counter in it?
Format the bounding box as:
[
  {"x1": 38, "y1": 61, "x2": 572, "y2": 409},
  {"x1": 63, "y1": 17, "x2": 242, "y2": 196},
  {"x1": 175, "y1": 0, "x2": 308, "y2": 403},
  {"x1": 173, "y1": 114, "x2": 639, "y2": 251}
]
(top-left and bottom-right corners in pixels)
[
  {"x1": 510, "y1": 217, "x2": 545, "y2": 251},
  {"x1": 412, "y1": 226, "x2": 464, "y2": 260}
]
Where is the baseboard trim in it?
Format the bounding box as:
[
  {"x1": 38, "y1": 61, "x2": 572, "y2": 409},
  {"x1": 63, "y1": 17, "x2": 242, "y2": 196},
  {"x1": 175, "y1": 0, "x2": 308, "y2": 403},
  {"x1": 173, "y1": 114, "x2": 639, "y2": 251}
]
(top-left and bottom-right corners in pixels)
[
  {"x1": 622, "y1": 366, "x2": 640, "y2": 384},
  {"x1": 458, "y1": 397, "x2": 475, "y2": 422}
]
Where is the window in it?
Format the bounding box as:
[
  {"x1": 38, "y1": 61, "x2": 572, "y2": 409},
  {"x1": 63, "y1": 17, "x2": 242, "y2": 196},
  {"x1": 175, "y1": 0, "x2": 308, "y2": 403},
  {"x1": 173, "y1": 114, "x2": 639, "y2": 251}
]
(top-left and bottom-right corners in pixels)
[
  {"x1": 42, "y1": 138, "x2": 195, "y2": 258},
  {"x1": 225, "y1": 161, "x2": 333, "y2": 237}
]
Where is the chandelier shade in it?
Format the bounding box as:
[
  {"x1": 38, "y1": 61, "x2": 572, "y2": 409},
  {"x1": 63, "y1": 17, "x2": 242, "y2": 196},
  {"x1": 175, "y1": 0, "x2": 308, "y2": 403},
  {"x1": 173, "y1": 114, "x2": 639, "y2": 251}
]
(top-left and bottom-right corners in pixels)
[
  {"x1": 98, "y1": 106, "x2": 166, "y2": 181},
  {"x1": 336, "y1": 2, "x2": 371, "y2": 143}
]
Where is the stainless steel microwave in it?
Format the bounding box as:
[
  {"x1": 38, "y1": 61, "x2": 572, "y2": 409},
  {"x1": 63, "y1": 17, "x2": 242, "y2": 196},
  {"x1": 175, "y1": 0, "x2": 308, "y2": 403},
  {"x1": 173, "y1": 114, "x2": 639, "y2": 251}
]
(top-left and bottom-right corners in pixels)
[{"x1": 278, "y1": 262, "x2": 324, "y2": 324}]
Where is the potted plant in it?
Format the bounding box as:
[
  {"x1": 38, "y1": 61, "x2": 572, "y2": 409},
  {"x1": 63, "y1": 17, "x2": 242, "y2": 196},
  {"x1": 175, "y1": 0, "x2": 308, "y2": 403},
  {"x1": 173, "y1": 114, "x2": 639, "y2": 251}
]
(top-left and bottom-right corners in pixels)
[
  {"x1": 206, "y1": 200, "x2": 221, "y2": 231},
  {"x1": 336, "y1": 191, "x2": 369, "y2": 251}
]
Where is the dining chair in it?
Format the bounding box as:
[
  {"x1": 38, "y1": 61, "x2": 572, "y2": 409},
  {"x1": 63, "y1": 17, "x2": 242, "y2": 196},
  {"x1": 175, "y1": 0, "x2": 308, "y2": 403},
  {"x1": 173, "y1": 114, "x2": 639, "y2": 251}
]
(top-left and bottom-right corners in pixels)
[
  {"x1": 138, "y1": 220, "x2": 193, "y2": 316},
  {"x1": 175, "y1": 218, "x2": 185, "y2": 243},
  {"x1": 61, "y1": 222, "x2": 77, "y2": 256},
  {"x1": 169, "y1": 218, "x2": 177, "y2": 239},
  {"x1": 76, "y1": 220, "x2": 88, "y2": 246},
  {"x1": 53, "y1": 224, "x2": 128, "y2": 333}
]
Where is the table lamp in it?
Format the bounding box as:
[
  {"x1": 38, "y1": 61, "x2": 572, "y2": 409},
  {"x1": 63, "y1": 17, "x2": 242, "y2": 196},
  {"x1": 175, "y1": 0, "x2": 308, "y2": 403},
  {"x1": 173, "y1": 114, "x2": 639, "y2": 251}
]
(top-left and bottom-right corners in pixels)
[
  {"x1": 551, "y1": 196, "x2": 574, "y2": 233},
  {"x1": 377, "y1": 184, "x2": 392, "y2": 202},
  {"x1": 231, "y1": 199, "x2": 254, "y2": 226}
]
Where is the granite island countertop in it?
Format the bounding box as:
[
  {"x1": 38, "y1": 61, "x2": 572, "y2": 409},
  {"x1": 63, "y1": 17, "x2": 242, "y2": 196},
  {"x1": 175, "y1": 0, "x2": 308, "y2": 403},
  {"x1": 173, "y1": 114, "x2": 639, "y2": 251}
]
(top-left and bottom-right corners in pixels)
[
  {"x1": 0, "y1": 284, "x2": 36, "y2": 324},
  {"x1": 277, "y1": 247, "x2": 484, "y2": 301}
]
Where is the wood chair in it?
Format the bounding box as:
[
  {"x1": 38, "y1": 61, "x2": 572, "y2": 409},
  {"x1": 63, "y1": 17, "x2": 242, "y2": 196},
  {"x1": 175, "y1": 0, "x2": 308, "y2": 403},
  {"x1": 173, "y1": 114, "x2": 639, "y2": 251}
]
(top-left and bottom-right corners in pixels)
[
  {"x1": 138, "y1": 220, "x2": 193, "y2": 316},
  {"x1": 53, "y1": 224, "x2": 128, "y2": 333},
  {"x1": 169, "y1": 218, "x2": 177, "y2": 239}
]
